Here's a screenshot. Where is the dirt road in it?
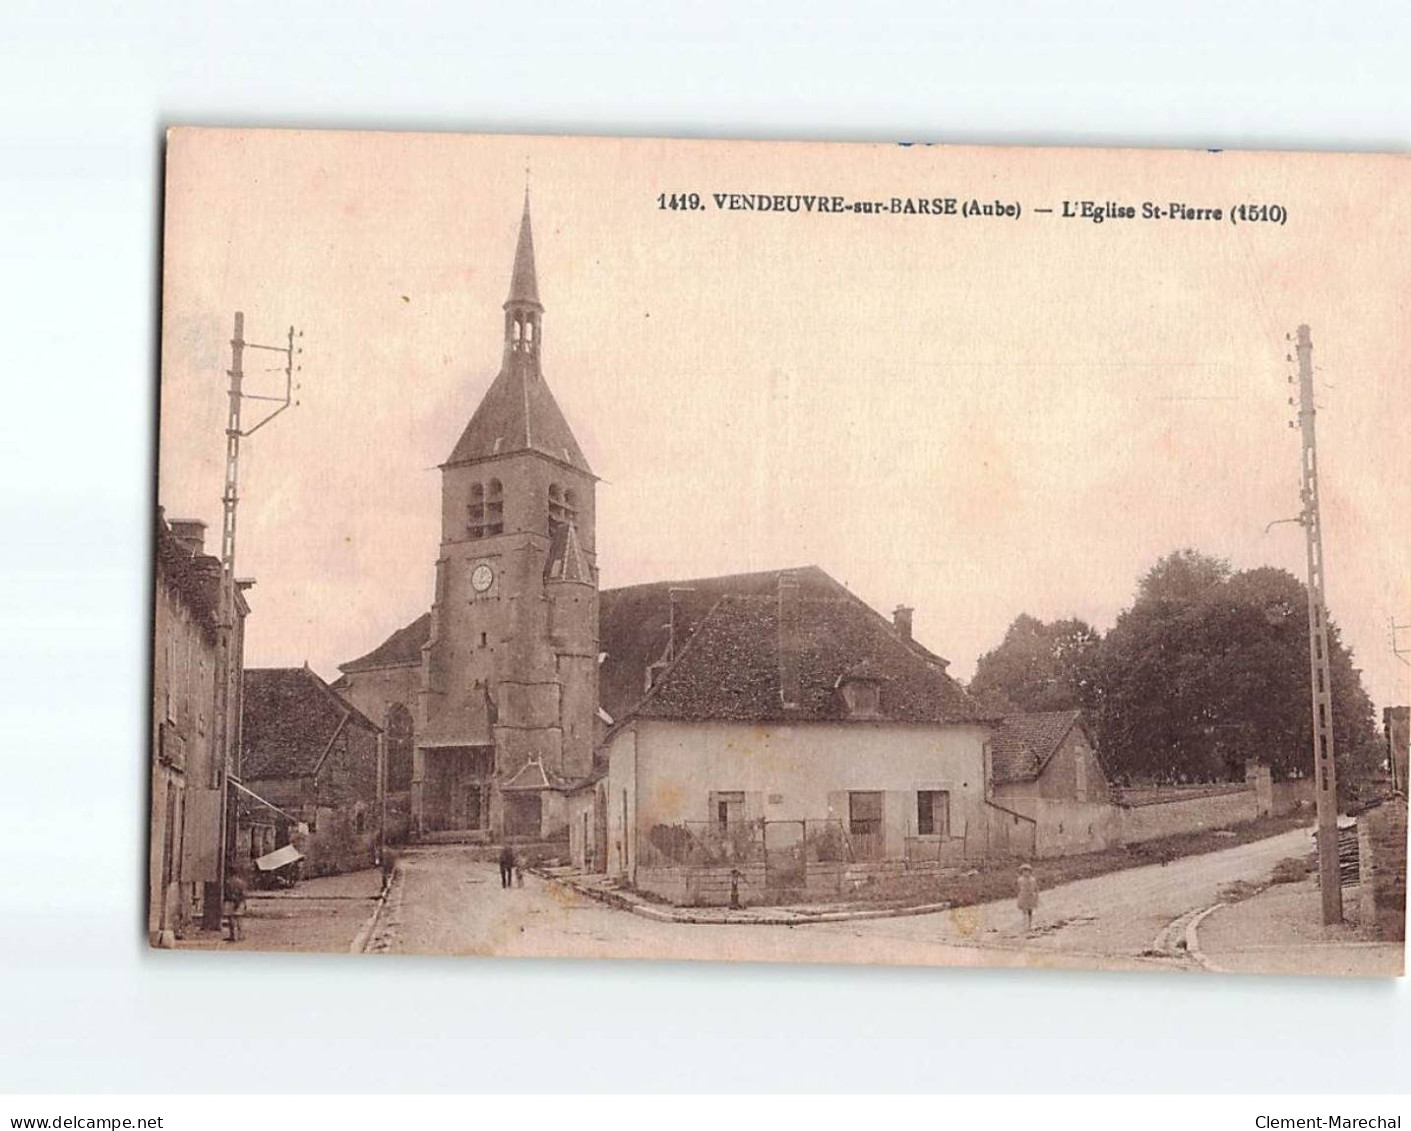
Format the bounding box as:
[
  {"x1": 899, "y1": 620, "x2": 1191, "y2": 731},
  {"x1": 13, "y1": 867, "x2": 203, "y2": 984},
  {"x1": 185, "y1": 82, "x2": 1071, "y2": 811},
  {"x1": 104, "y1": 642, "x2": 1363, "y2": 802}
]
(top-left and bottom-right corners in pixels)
[{"x1": 370, "y1": 826, "x2": 1315, "y2": 971}]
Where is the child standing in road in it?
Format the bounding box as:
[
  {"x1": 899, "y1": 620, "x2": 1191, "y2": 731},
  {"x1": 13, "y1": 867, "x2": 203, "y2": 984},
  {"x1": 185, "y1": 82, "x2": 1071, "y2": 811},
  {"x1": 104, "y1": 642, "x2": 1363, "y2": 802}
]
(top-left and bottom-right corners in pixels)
[
  {"x1": 223, "y1": 872, "x2": 248, "y2": 942},
  {"x1": 1016, "y1": 863, "x2": 1040, "y2": 935}
]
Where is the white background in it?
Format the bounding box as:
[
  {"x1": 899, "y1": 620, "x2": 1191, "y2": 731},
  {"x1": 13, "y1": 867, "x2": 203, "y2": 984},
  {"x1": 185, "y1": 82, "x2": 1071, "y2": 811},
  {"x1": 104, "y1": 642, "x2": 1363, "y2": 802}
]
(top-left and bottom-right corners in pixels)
[{"x1": 1, "y1": 0, "x2": 1408, "y2": 1095}]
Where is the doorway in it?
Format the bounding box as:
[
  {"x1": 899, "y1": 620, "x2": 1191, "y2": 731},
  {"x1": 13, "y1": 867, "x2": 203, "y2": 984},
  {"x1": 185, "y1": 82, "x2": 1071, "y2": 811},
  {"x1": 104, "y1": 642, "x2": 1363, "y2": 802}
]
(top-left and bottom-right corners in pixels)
[{"x1": 504, "y1": 791, "x2": 543, "y2": 838}]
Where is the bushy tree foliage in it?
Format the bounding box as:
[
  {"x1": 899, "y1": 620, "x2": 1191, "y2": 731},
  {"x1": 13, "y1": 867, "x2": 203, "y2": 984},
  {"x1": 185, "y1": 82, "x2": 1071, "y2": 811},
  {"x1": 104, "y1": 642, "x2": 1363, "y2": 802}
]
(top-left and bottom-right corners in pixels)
[
  {"x1": 1093, "y1": 550, "x2": 1378, "y2": 786},
  {"x1": 969, "y1": 613, "x2": 1103, "y2": 714}
]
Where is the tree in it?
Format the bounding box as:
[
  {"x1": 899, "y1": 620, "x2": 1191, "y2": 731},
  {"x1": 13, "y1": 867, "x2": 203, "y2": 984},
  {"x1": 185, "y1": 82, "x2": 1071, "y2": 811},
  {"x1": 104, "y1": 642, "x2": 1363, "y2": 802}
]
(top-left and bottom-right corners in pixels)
[
  {"x1": 969, "y1": 613, "x2": 1103, "y2": 714},
  {"x1": 1094, "y1": 550, "x2": 1379, "y2": 789}
]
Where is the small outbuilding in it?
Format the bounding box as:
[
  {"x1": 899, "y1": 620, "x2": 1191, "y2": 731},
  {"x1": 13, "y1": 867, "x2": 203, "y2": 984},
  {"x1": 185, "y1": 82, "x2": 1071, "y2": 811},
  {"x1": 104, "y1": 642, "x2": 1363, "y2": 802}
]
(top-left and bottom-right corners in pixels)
[
  {"x1": 989, "y1": 709, "x2": 1116, "y2": 857},
  {"x1": 238, "y1": 666, "x2": 383, "y2": 878}
]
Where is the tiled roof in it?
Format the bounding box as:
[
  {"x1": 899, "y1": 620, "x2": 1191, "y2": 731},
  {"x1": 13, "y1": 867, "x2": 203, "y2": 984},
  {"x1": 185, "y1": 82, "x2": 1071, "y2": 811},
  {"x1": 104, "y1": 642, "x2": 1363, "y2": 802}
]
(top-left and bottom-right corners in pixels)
[
  {"x1": 631, "y1": 593, "x2": 984, "y2": 725},
  {"x1": 501, "y1": 755, "x2": 574, "y2": 792},
  {"x1": 444, "y1": 357, "x2": 591, "y2": 474},
  {"x1": 241, "y1": 667, "x2": 380, "y2": 780},
  {"x1": 443, "y1": 200, "x2": 590, "y2": 474},
  {"x1": 990, "y1": 709, "x2": 1084, "y2": 784},
  {"x1": 338, "y1": 565, "x2": 963, "y2": 725},
  {"x1": 155, "y1": 510, "x2": 223, "y2": 633},
  {"x1": 339, "y1": 612, "x2": 431, "y2": 673},
  {"x1": 597, "y1": 565, "x2": 844, "y2": 722}
]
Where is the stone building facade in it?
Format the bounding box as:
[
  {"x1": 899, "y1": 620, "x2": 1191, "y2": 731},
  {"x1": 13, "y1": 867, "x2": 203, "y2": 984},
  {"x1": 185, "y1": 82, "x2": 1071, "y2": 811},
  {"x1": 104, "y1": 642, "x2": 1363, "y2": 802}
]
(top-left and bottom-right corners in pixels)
[{"x1": 149, "y1": 510, "x2": 249, "y2": 943}]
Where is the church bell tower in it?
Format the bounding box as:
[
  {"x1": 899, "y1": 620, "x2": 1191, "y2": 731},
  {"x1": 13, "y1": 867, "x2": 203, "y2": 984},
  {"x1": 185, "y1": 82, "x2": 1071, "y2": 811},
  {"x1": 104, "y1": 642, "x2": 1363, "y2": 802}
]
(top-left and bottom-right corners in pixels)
[{"x1": 412, "y1": 191, "x2": 599, "y2": 842}]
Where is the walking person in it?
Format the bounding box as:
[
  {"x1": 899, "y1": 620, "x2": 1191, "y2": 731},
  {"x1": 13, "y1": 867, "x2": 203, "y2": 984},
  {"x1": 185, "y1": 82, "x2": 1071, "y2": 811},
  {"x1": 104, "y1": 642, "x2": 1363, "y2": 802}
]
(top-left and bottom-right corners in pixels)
[
  {"x1": 1016, "y1": 862, "x2": 1040, "y2": 935},
  {"x1": 499, "y1": 844, "x2": 516, "y2": 889}
]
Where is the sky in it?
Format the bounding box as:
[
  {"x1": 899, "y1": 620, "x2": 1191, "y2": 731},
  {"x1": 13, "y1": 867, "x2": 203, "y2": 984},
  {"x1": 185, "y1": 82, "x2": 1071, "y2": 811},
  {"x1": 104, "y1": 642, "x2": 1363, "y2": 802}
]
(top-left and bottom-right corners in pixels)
[{"x1": 159, "y1": 129, "x2": 1410, "y2": 714}]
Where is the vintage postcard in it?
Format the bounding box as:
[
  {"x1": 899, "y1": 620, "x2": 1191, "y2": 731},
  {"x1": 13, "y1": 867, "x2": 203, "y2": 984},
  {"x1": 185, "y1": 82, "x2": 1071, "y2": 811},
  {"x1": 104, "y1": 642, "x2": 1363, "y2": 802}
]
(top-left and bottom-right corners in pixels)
[{"x1": 152, "y1": 128, "x2": 1408, "y2": 974}]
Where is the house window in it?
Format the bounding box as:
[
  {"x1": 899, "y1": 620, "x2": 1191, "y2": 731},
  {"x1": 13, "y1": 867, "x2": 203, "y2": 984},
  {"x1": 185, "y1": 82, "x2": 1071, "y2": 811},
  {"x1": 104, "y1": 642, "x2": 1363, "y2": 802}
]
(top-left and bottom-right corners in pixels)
[
  {"x1": 355, "y1": 809, "x2": 366, "y2": 834},
  {"x1": 917, "y1": 790, "x2": 950, "y2": 837},
  {"x1": 1074, "y1": 749, "x2": 1088, "y2": 802},
  {"x1": 848, "y1": 791, "x2": 883, "y2": 837},
  {"x1": 711, "y1": 791, "x2": 745, "y2": 831},
  {"x1": 841, "y1": 681, "x2": 880, "y2": 717}
]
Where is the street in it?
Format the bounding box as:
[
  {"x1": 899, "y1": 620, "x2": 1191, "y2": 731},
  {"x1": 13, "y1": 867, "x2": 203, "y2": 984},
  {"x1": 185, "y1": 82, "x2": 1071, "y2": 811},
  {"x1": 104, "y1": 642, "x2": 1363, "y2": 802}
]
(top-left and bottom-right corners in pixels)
[{"x1": 368, "y1": 827, "x2": 1318, "y2": 970}]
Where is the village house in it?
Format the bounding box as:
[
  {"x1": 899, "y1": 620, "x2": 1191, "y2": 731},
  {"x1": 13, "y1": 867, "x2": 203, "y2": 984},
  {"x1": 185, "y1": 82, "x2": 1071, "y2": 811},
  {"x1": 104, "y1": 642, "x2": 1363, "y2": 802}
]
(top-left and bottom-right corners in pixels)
[
  {"x1": 989, "y1": 709, "x2": 1116, "y2": 858},
  {"x1": 600, "y1": 569, "x2": 1001, "y2": 906},
  {"x1": 237, "y1": 666, "x2": 383, "y2": 878},
  {"x1": 149, "y1": 509, "x2": 250, "y2": 944}
]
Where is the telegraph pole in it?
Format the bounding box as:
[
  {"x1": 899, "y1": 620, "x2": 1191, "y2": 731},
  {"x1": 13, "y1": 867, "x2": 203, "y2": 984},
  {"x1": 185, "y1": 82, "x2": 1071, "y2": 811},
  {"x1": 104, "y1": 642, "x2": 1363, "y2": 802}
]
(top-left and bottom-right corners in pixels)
[
  {"x1": 1291, "y1": 324, "x2": 1342, "y2": 925},
  {"x1": 1391, "y1": 619, "x2": 1411, "y2": 795},
  {"x1": 206, "y1": 311, "x2": 300, "y2": 929}
]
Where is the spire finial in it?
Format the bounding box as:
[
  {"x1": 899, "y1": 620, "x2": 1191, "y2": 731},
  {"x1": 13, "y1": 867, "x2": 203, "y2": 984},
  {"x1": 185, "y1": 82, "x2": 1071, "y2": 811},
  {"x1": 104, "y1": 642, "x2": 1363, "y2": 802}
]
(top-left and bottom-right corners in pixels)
[{"x1": 505, "y1": 183, "x2": 541, "y2": 311}]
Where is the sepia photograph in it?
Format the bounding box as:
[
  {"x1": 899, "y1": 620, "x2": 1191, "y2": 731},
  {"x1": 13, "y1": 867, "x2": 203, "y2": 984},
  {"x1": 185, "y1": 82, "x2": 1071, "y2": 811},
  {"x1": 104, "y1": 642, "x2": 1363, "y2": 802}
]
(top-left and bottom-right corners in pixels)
[{"x1": 151, "y1": 127, "x2": 1408, "y2": 977}]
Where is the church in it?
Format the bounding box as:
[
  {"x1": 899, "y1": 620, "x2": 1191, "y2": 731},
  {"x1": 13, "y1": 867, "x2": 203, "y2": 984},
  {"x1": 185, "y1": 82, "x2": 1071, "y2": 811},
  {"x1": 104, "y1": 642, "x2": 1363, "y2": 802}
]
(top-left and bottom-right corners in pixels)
[
  {"x1": 335, "y1": 195, "x2": 998, "y2": 884},
  {"x1": 337, "y1": 194, "x2": 599, "y2": 846}
]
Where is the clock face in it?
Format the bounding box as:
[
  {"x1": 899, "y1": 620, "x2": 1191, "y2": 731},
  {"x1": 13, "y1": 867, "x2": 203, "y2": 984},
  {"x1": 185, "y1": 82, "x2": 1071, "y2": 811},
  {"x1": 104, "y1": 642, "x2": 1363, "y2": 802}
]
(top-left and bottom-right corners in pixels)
[{"x1": 470, "y1": 563, "x2": 494, "y2": 593}]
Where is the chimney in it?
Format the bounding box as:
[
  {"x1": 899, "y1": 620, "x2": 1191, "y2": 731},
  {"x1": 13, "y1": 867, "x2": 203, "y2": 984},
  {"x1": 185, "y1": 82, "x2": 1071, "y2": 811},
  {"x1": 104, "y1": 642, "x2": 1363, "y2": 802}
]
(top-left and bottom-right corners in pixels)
[
  {"x1": 667, "y1": 586, "x2": 695, "y2": 660},
  {"x1": 893, "y1": 605, "x2": 914, "y2": 640},
  {"x1": 778, "y1": 571, "x2": 801, "y2": 708},
  {"x1": 168, "y1": 518, "x2": 207, "y2": 557}
]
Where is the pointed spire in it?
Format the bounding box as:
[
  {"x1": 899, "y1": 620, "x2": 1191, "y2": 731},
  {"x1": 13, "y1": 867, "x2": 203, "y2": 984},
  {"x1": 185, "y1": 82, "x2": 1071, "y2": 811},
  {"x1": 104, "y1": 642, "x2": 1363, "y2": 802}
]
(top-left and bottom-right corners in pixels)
[
  {"x1": 505, "y1": 187, "x2": 541, "y2": 310},
  {"x1": 447, "y1": 191, "x2": 593, "y2": 475}
]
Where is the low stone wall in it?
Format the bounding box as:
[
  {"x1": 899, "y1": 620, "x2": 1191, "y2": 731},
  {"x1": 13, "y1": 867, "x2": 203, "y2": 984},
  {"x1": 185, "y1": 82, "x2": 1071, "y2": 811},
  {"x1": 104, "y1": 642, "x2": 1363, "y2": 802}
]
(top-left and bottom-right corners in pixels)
[
  {"x1": 1032, "y1": 799, "x2": 1122, "y2": 858},
  {"x1": 1115, "y1": 783, "x2": 1258, "y2": 844},
  {"x1": 637, "y1": 858, "x2": 958, "y2": 906},
  {"x1": 836, "y1": 859, "x2": 953, "y2": 892},
  {"x1": 636, "y1": 863, "x2": 769, "y2": 907},
  {"x1": 1357, "y1": 798, "x2": 1407, "y2": 942}
]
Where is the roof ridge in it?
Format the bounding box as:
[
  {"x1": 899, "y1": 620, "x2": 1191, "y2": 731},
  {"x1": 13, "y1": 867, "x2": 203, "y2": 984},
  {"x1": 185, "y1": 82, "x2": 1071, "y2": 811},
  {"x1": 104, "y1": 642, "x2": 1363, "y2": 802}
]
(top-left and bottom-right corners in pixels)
[
  {"x1": 601, "y1": 564, "x2": 828, "y2": 597},
  {"x1": 722, "y1": 592, "x2": 852, "y2": 604}
]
